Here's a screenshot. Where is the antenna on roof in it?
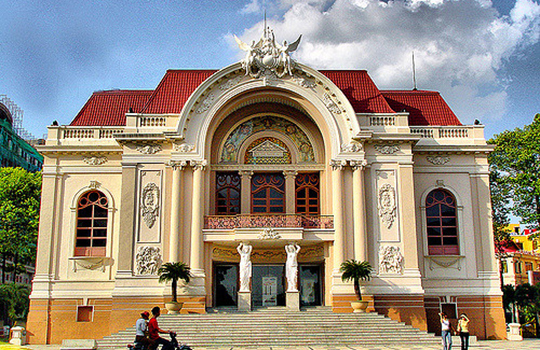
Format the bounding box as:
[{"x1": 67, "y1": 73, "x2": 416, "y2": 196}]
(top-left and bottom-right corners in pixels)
[
  {"x1": 264, "y1": 10, "x2": 267, "y2": 32},
  {"x1": 412, "y1": 51, "x2": 418, "y2": 91}
]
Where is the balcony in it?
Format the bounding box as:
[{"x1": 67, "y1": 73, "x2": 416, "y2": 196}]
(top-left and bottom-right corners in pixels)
[{"x1": 204, "y1": 214, "x2": 334, "y2": 230}]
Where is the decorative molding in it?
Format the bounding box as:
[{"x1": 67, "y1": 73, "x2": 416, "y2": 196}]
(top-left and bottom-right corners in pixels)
[
  {"x1": 168, "y1": 160, "x2": 188, "y2": 170},
  {"x1": 83, "y1": 156, "x2": 108, "y2": 166},
  {"x1": 190, "y1": 159, "x2": 208, "y2": 171},
  {"x1": 249, "y1": 139, "x2": 287, "y2": 158},
  {"x1": 378, "y1": 183, "x2": 396, "y2": 229},
  {"x1": 374, "y1": 144, "x2": 400, "y2": 154},
  {"x1": 196, "y1": 94, "x2": 215, "y2": 114},
  {"x1": 238, "y1": 170, "x2": 254, "y2": 178},
  {"x1": 135, "y1": 246, "x2": 162, "y2": 275},
  {"x1": 258, "y1": 228, "x2": 282, "y2": 240},
  {"x1": 283, "y1": 170, "x2": 298, "y2": 178},
  {"x1": 427, "y1": 155, "x2": 450, "y2": 165},
  {"x1": 330, "y1": 159, "x2": 347, "y2": 171},
  {"x1": 234, "y1": 26, "x2": 301, "y2": 79},
  {"x1": 88, "y1": 180, "x2": 101, "y2": 189},
  {"x1": 173, "y1": 143, "x2": 195, "y2": 153},
  {"x1": 136, "y1": 144, "x2": 162, "y2": 154},
  {"x1": 293, "y1": 75, "x2": 317, "y2": 88},
  {"x1": 436, "y1": 180, "x2": 445, "y2": 187},
  {"x1": 69, "y1": 257, "x2": 111, "y2": 272},
  {"x1": 218, "y1": 76, "x2": 242, "y2": 91},
  {"x1": 425, "y1": 255, "x2": 464, "y2": 271},
  {"x1": 141, "y1": 183, "x2": 160, "y2": 229},
  {"x1": 322, "y1": 93, "x2": 341, "y2": 114},
  {"x1": 350, "y1": 160, "x2": 368, "y2": 171},
  {"x1": 341, "y1": 143, "x2": 363, "y2": 153},
  {"x1": 378, "y1": 245, "x2": 404, "y2": 274},
  {"x1": 212, "y1": 247, "x2": 237, "y2": 259}
]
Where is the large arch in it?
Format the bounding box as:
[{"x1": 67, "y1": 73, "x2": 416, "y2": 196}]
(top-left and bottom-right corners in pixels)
[{"x1": 175, "y1": 62, "x2": 359, "y2": 162}]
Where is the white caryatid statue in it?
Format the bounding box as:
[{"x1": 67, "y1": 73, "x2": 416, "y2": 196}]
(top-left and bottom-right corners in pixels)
[
  {"x1": 285, "y1": 243, "x2": 301, "y2": 292},
  {"x1": 237, "y1": 242, "x2": 253, "y2": 292}
]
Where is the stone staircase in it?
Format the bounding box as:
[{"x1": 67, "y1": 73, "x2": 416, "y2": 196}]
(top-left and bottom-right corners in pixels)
[{"x1": 98, "y1": 307, "x2": 440, "y2": 349}]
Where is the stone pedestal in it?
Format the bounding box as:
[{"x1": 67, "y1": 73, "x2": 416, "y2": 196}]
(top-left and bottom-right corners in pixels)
[
  {"x1": 507, "y1": 323, "x2": 522, "y2": 341},
  {"x1": 286, "y1": 291, "x2": 300, "y2": 310},
  {"x1": 9, "y1": 326, "x2": 26, "y2": 346},
  {"x1": 238, "y1": 291, "x2": 251, "y2": 311}
]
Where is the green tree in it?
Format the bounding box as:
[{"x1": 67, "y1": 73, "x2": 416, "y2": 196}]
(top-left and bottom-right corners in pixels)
[
  {"x1": 0, "y1": 283, "x2": 31, "y2": 323},
  {"x1": 158, "y1": 262, "x2": 192, "y2": 302},
  {"x1": 0, "y1": 168, "x2": 41, "y2": 283},
  {"x1": 488, "y1": 114, "x2": 540, "y2": 233},
  {"x1": 490, "y1": 169, "x2": 512, "y2": 288},
  {"x1": 340, "y1": 259, "x2": 373, "y2": 300}
]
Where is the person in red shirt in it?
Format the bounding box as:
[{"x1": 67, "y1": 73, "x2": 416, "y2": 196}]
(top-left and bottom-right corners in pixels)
[{"x1": 148, "y1": 306, "x2": 174, "y2": 350}]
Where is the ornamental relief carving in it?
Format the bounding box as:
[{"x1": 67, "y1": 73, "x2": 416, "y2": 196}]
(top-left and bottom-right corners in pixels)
[
  {"x1": 83, "y1": 156, "x2": 108, "y2": 165},
  {"x1": 374, "y1": 144, "x2": 400, "y2": 154},
  {"x1": 427, "y1": 155, "x2": 450, "y2": 165},
  {"x1": 258, "y1": 228, "x2": 282, "y2": 240},
  {"x1": 196, "y1": 94, "x2": 215, "y2": 114},
  {"x1": 218, "y1": 76, "x2": 242, "y2": 91},
  {"x1": 141, "y1": 183, "x2": 160, "y2": 229},
  {"x1": 293, "y1": 75, "x2": 317, "y2": 89},
  {"x1": 136, "y1": 246, "x2": 162, "y2": 275},
  {"x1": 322, "y1": 93, "x2": 341, "y2": 114},
  {"x1": 136, "y1": 144, "x2": 162, "y2": 154},
  {"x1": 212, "y1": 245, "x2": 324, "y2": 261},
  {"x1": 378, "y1": 245, "x2": 404, "y2": 274},
  {"x1": 378, "y1": 183, "x2": 396, "y2": 229},
  {"x1": 341, "y1": 143, "x2": 363, "y2": 153},
  {"x1": 173, "y1": 143, "x2": 195, "y2": 153}
]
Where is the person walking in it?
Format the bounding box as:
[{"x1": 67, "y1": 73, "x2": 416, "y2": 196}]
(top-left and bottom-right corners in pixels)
[
  {"x1": 148, "y1": 306, "x2": 174, "y2": 350},
  {"x1": 439, "y1": 312, "x2": 452, "y2": 350},
  {"x1": 457, "y1": 313, "x2": 470, "y2": 350}
]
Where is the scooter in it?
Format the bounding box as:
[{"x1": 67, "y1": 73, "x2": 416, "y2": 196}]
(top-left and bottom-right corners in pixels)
[{"x1": 170, "y1": 332, "x2": 192, "y2": 350}]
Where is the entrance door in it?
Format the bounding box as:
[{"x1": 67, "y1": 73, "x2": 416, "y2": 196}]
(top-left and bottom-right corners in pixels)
[
  {"x1": 300, "y1": 265, "x2": 322, "y2": 306},
  {"x1": 252, "y1": 265, "x2": 285, "y2": 307},
  {"x1": 214, "y1": 264, "x2": 238, "y2": 307}
]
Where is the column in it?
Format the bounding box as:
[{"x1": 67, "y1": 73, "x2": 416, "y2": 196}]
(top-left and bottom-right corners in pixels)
[
  {"x1": 117, "y1": 164, "x2": 138, "y2": 274},
  {"x1": 284, "y1": 170, "x2": 298, "y2": 214},
  {"x1": 239, "y1": 170, "x2": 253, "y2": 214},
  {"x1": 331, "y1": 159, "x2": 346, "y2": 269},
  {"x1": 169, "y1": 161, "x2": 187, "y2": 263},
  {"x1": 351, "y1": 160, "x2": 368, "y2": 262},
  {"x1": 190, "y1": 160, "x2": 206, "y2": 271}
]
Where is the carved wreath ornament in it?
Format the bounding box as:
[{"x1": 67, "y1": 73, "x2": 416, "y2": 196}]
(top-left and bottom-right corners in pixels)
[
  {"x1": 141, "y1": 183, "x2": 160, "y2": 228},
  {"x1": 136, "y1": 246, "x2": 162, "y2": 275},
  {"x1": 378, "y1": 184, "x2": 396, "y2": 229}
]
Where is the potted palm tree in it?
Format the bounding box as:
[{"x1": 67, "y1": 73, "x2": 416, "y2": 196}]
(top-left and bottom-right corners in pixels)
[
  {"x1": 340, "y1": 259, "x2": 373, "y2": 313},
  {"x1": 158, "y1": 262, "x2": 192, "y2": 314}
]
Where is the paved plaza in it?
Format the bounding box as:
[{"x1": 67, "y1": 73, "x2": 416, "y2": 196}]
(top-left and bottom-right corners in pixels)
[{"x1": 0, "y1": 338, "x2": 536, "y2": 350}]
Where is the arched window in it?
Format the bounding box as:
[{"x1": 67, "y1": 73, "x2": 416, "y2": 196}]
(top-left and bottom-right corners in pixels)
[
  {"x1": 75, "y1": 190, "x2": 108, "y2": 256},
  {"x1": 295, "y1": 173, "x2": 320, "y2": 215},
  {"x1": 216, "y1": 172, "x2": 241, "y2": 214},
  {"x1": 251, "y1": 173, "x2": 285, "y2": 213},
  {"x1": 426, "y1": 189, "x2": 458, "y2": 255}
]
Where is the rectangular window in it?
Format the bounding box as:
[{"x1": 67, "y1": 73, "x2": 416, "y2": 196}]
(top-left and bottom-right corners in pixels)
[
  {"x1": 77, "y1": 306, "x2": 93, "y2": 322},
  {"x1": 251, "y1": 173, "x2": 285, "y2": 214},
  {"x1": 215, "y1": 172, "x2": 241, "y2": 214},
  {"x1": 295, "y1": 173, "x2": 320, "y2": 215}
]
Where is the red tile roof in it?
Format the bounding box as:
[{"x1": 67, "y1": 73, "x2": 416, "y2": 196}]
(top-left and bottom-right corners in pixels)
[
  {"x1": 68, "y1": 70, "x2": 462, "y2": 127},
  {"x1": 381, "y1": 90, "x2": 462, "y2": 126},
  {"x1": 70, "y1": 90, "x2": 153, "y2": 126},
  {"x1": 141, "y1": 70, "x2": 217, "y2": 114},
  {"x1": 320, "y1": 70, "x2": 395, "y2": 114}
]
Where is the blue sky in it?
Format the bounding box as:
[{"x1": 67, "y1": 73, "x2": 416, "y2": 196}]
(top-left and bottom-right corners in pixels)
[{"x1": 0, "y1": 0, "x2": 538, "y2": 140}]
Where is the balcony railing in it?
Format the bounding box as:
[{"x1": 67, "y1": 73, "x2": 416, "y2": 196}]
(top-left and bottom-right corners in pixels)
[{"x1": 204, "y1": 214, "x2": 334, "y2": 230}]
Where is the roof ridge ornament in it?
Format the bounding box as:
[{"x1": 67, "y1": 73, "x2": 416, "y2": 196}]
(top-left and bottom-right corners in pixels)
[{"x1": 234, "y1": 25, "x2": 302, "y2": 79}]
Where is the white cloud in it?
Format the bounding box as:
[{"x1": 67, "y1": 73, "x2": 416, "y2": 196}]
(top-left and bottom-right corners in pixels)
[{"x1": 234, "y1": 0, "x2": 540, "y2": 124}]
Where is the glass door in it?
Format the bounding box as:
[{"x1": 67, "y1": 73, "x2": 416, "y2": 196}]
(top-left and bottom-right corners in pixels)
[
  {"x1": 300, "y1": 265, "x2": 322, "y2": 306},
  {"x1": 252, "y1": 265, "x2": 286, "y2": 307},
  {"x1": 214, "y1": 264, "x2": 238, "y2": 307}
]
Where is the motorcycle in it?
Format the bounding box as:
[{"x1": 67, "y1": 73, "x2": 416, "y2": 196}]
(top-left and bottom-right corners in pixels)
[{"x1": 170, "y1": 332, "x2": 192, "y2": 350}]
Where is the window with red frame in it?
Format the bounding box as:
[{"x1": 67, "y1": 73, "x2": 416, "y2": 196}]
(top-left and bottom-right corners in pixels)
[
  {"x1": 251, "y1": 173, "x2": 285, "y2": 213},
  {"x1": 75, "y1": 190, "x2": 108, "y2": 256},
  {"x1": 426, "y1": 189, "x2": 458, "y2": 255},
  {"x1": 295, "y1": 173, "x2": 320, "y2": 215},
  {"x1": 216, "y1": 172, "x2": 241, "y2": 214}
]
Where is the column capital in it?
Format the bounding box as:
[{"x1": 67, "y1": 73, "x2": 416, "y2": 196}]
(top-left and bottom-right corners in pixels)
[
  {"x1": 283, "y1": 170, "x2": 298, "y2": 178},
  {"x1": 330, "y1": 159, "x2": 347, "y2": 171},
  {"x1": 239, "y1": 170, "x2": 254, "y2": 178},
  {"x1": 167, "y1": 160, "x2": 188, "y2": 170},
  {"x1": 190, "y1": 159, "x2": 207, "y2": 171},
  {"x1": 350, "y1": 159, "x2": 368, "y2": 171}
]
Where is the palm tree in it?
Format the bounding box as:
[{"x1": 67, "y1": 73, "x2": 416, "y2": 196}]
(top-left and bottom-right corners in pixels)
[
  {"x1": 158, "y1": 262, "x2": 192, "y2": 302},
  {"x1": 340, "y1": 259, "x2": 373, "y2": 300}
]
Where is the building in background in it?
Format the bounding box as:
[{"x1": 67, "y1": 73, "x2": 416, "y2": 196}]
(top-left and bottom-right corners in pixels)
[
  {"x1": 501, "y1": 225, "x2": 540, "y2": 286},
  {"x1": 28, "y1": 27, "x2": 505, "y2": 343},
  {"x1": 0, "y1": 95, "x2": 44, "y2": 172}
]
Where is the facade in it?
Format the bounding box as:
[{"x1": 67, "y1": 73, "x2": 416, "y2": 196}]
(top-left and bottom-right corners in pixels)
[
  {"x1": 27, "y1": 28, "x2": 505, "y2": 343},
  {"x1": 501, "y1": 227, "x2": 540, "y2": 286}
]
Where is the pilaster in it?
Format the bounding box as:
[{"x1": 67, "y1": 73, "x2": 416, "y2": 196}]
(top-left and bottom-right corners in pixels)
[{"x1": 168, "y1": 161, "x2": 187, "y2": 262}]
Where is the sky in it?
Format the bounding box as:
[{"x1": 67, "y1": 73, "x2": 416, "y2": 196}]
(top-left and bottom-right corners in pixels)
[{"x1": 0, "y1": 0, "x2": 538, "y2": 140}]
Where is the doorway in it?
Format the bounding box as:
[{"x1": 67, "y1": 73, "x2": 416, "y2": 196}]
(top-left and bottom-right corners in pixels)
[
  {"x1": 252, "y1": 265, "x2": 286, "y2": 307},
  {"x1": 214, "y1": 264, "x2": 238, "y2": 307},
  {"x1": 299, "y1": 264, "x2": 322, "y2": 306}
]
